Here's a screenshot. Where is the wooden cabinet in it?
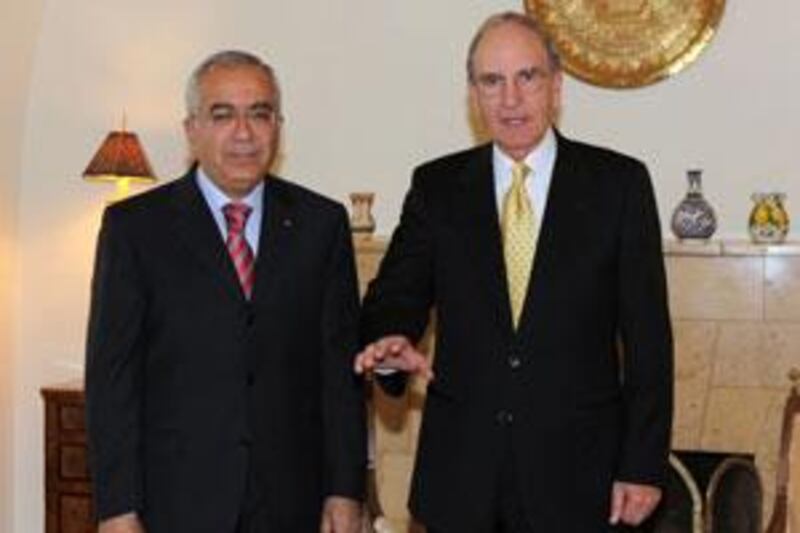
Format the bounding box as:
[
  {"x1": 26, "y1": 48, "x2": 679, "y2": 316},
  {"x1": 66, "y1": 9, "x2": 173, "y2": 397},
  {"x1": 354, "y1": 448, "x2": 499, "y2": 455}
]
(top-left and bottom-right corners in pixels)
[{"x1": 41, "y1": 381, "x2": 93, "y2": 533}]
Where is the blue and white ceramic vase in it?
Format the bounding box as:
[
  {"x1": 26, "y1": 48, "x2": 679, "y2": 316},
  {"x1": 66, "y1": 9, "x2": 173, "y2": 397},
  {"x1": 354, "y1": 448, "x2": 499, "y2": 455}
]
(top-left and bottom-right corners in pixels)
[{"x1": 670, "y1": 169, "x2": 717, "y2": 240}]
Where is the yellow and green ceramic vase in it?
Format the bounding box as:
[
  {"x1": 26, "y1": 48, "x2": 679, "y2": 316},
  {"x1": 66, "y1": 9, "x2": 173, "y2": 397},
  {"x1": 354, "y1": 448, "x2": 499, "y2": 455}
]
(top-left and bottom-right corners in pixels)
[{"x1": 749, "y1": 192, "x2": 789, "y2": 244}]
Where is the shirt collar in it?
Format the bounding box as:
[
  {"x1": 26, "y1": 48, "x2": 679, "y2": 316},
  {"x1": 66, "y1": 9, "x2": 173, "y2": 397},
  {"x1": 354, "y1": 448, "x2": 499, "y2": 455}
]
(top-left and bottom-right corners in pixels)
[{"x1": 492, "y1": 127, "x2": 557, "y2": 191}]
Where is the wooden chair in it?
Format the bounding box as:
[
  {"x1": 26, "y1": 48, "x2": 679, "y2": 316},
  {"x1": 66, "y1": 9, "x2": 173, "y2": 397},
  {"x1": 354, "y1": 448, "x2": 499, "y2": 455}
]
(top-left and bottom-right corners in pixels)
[{"x1": 765, "y1": 369, "x2": 800, "y2": 533}]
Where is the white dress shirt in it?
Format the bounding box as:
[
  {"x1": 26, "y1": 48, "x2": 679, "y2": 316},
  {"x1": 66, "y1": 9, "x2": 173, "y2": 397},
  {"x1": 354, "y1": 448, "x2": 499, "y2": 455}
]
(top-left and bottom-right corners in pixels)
[{"x1": 492, "y1": 127, "x2": 558, "y2": 230}]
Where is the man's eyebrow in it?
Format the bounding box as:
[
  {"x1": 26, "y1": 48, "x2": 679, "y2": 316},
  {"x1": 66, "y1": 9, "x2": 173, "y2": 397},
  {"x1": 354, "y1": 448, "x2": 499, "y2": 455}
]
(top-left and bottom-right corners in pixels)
[
  {"x1": 476, "y1": 65, "x2": 546, "y2": 79},
  {"x1": 208, "y1": 102, "x2": 235, "y2": 113},
  {"x1": 205, "y1": 101, "x2": 277, "y2": 115},
  {"x1": 518, "y1": 65, "x2": 547, "y2": 74},
  {"x1": 477, "y1": 71, "x2": 503, "y2": 80},
  {"x1": 249, "y1": 101, "x2": 276, "y2": 112}
]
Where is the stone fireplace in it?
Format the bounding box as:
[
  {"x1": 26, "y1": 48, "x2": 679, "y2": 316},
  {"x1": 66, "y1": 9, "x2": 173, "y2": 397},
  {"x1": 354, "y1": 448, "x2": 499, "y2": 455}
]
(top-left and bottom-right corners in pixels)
[
  {"x1": 665, "y1": 240, "x2": 800, "y2": 528},
  {"x1": 354, "y1": 237, "x2": 800, "y2": 532},
  {"x1": 651, "y1": 451, "x2": 762, "y2": 532}
]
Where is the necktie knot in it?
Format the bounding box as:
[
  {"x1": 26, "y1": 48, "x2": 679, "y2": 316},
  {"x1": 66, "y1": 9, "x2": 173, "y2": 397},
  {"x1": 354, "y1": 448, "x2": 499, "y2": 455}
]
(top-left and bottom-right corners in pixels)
[
  {"x1": 508, "y1": 163, "x2": 531, "y2": 214},
  {"x1": 511, "y1": 162, "x2": 531, "y2": 187},
  {"x1": 223, "y1": 202, "x2": 252, "y2": 234}
]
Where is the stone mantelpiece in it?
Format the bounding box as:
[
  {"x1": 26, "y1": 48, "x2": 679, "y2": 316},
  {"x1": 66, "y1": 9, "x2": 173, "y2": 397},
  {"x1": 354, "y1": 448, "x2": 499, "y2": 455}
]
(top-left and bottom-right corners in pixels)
[
  {"x1": 665, "y1": 240, "x2": 800, "y2": 257},
  {"x1": 666, "y1": 239, "x2": 800, "y2": 528},
  {"x1": 354, "y1": 237, "x2": 800, "y2": 531}
]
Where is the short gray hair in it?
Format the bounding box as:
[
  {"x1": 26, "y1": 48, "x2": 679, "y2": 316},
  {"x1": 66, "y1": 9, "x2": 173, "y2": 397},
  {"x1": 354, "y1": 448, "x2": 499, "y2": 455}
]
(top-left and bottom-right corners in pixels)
[
  {"x1": 185, "y1": 50, "x2": 281, "y2": 116},
  {"x1": 466, "y1": 11, "x2": 561, "y2": 83}
]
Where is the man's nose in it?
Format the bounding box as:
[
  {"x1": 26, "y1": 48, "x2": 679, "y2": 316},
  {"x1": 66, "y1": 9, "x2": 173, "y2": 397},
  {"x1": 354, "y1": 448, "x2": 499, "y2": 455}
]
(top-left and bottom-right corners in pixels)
[
  {"x1": 233, "y1": 115, "x2": 254, "y2": 139},
  {"x1": 500, "y1": 79, "x2": 522, "y2": 108}
]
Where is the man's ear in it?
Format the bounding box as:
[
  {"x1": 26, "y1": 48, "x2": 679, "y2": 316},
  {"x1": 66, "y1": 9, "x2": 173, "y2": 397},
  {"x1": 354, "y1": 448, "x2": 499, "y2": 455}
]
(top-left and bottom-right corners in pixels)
[
  {"x1": 466, "y1": 84, "x2": 489, "y2": 143},
  {"x1": 183, "y1": 117, "x2": 197, "y2": 154},
  {"x1": 549, "y1": 70, "x2": 564, "y2": 126},
  {"x1": 183, "y1": 116, "x2": 194, "y2": 137},
  {"x1": 467, "y1": 82, "x2": 479, "y2": 109}
]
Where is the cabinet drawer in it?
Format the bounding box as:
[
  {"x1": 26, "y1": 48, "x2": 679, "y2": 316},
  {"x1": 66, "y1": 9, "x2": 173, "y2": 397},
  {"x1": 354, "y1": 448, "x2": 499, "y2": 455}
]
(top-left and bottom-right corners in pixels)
[
  {"x1": 59, "y1": 494, "x2": 93, "y2": 533},
  {"x1": 60, "y1": 445, "x2": 89, "y2": 480},
  {"x1": 59, "y1": 406, "x2": 85, "y2": 431}
]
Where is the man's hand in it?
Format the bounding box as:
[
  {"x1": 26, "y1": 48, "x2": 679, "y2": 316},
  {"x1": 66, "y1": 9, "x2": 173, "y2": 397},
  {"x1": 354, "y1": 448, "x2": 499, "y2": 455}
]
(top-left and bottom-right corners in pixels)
[
  {"x1": 609, "y1": 481, "x2": 662, "y2": 526},
  {"x1": 320, "y1": 496, "x2": 362, "y2": 533},
  {"x1": 353, "y1": 335, "x2": 433, "y2": 380},
  {"x1": 98, "y1": 512, "x2": 145, "y2": 533}
]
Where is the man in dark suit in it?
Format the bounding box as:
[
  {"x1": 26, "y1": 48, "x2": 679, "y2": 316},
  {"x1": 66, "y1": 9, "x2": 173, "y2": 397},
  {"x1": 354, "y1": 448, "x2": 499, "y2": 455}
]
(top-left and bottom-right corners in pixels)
[
  {"x1": 355, "y1": 12, "x2": 673, "y2": 532},
  {"x1": 85, "y1": 50, "x2": 366, "y2": 533}
]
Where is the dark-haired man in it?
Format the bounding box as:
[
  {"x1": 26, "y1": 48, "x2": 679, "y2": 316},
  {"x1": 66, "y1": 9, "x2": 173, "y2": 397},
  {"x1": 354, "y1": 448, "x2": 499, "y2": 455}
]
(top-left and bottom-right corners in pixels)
[{"x1": 356, "y1": 12, "x2": 673, "y2": 532}]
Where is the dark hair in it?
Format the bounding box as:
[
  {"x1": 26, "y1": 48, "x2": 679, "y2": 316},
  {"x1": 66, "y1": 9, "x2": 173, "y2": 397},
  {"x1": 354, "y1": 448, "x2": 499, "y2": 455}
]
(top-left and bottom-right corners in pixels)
[{"x1": 466, "y1": 11, "x2": 561, "y2": 83}]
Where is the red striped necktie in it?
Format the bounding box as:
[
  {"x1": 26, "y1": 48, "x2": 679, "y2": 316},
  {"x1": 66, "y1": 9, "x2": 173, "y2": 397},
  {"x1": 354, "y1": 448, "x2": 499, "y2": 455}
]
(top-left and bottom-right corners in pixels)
[{"x1": 222, "y1": 202, "x2": 255, "y2": 299}]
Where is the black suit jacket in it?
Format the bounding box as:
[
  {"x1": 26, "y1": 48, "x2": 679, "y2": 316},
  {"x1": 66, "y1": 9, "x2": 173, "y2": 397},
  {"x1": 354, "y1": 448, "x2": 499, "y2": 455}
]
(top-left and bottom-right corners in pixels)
[
  {"x1": 361, "y1": 134, "x2": 673, "y2": 532},
  {"x1": 85, "y1": 171, "x2": 366, "y2": 532}
]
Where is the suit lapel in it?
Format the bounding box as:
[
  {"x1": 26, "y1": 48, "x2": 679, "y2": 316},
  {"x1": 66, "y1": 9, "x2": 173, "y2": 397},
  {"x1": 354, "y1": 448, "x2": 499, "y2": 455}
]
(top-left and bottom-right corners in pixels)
[
  {"x1": 250, "y1": 177, "x2": 296, "y2": 304},
  {"x1": 516, "y1": 133, "x2": 585, "y2": 339},
  {"x1": 457, "y1": 144, "x2": 516, "y2": 338},
  {"x1": 169, "y1": 172, "x2": 244, "y2": 301}
]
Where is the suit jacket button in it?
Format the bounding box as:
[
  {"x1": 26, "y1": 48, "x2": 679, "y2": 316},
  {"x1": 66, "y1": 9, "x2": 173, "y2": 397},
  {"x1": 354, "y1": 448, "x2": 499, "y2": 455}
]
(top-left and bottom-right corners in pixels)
[
  {"x1": 508, "y1": 356, "x2": 522, "y2": 370},
  {"x1": 496, "y1": 410, "x2": 513, "y2": 425},
  {"x1": 241, "y1": 304, "x2": 255, "y2": 326},
  {"x1": 246, "y1": 373, "x2": 255, "y2": 386}
]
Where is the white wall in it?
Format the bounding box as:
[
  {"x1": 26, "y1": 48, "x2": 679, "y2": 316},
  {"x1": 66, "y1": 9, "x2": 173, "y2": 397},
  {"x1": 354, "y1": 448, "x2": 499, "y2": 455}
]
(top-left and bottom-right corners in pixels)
[
  {"x1": 561, "y1": 0, "x2": 800, "y2": 238},
  {"x1": 0, "y1": 1, "x2": 46, "y2": 530},
  {"x1": 9, "y1": 0, "x2": 800, "y2": 530}
]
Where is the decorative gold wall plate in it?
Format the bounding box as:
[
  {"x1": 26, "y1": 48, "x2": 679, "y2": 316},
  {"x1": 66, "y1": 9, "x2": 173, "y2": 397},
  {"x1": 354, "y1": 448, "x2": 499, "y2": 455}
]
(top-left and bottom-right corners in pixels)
[{"x1": 525, "y1": 0, "x2": 725, "y2": 88}]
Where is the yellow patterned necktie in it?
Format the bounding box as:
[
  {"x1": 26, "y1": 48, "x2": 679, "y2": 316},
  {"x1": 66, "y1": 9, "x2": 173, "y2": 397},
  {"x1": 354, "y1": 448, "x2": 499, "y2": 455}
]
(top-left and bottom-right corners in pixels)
[{"x1": 501, "y1": 162, "x2": 536, "y2": 329}]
